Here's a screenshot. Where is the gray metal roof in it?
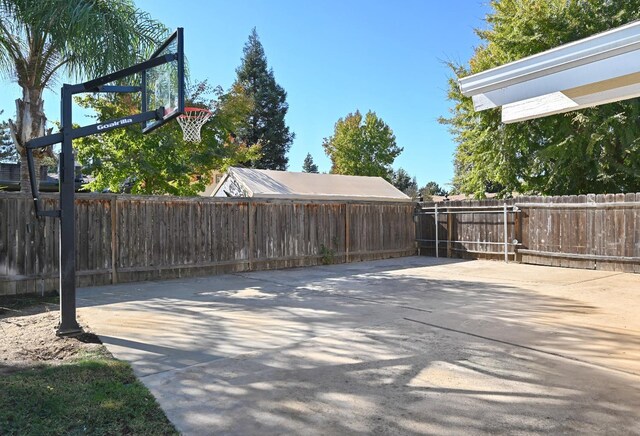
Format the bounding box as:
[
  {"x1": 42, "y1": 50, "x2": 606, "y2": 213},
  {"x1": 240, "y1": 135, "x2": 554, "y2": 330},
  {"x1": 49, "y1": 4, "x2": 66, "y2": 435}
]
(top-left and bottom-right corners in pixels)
[{"x1": 212, "y1": 167, "x2": 411, "y2": 202}]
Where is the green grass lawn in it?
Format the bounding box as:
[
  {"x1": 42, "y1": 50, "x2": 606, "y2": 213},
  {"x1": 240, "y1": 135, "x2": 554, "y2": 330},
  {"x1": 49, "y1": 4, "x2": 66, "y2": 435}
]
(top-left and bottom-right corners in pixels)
[
  {"x1": 0, "y1": 296, "x2": 178, "y2": 435},
  {"x1": 0, "y1": 350, "x2": 178, "y2": 436}
]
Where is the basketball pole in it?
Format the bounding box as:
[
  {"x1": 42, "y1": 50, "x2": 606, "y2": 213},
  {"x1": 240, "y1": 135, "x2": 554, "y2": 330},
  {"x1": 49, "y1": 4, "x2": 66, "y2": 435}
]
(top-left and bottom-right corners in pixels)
[
  {"x1": 57, "y1": 84, "x2": 81, "y2": 335},
  {"x1": 55, "y1": 78, "x2": 165, "y2": 336}
]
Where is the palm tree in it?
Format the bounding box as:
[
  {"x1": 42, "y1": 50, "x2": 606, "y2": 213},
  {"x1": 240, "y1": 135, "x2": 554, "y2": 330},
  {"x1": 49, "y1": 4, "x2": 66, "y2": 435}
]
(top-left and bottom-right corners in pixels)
[{"x1": 0, "y1": 0, "x2": 166, "y2": 191}]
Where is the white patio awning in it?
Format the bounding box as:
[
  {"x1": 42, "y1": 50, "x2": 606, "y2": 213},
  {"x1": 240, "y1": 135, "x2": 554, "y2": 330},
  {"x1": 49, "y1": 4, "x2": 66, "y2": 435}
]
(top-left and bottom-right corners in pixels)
[{"x1": 459, "y1": 21, "x2": 640, "y2": 123}]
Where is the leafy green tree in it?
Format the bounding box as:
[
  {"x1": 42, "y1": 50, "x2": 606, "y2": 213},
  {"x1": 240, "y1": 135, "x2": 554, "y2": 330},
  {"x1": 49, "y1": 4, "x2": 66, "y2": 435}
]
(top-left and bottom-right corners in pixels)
[
  {"x1": 233, "y1": 28, "x2": 293, "y2": 170},
  {"x1": 322, "y1": 110, "x2": 402, "y2": 180},
  {"x1": 0, "y1": 0, "x2": 166, "y2": 191},
  {"x1": 391, "y1": 168, "x2": 418, "y2": 197},
  {"x1": 302, "y1": 153, "x2": 318, "y2": 173},
  {"x1": 75, "y1": 81, "x2": 260, "y2": 195},
  {"x1": 442, "y1": 0, "x2": 640, "y2": 197}
]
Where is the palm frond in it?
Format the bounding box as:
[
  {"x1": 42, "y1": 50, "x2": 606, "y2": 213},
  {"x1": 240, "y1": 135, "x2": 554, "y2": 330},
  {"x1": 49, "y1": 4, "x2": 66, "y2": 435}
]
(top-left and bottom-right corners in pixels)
[
  {"x1": 53, "y1": 0, "x2": 168, "y2": 80},
  {"x1": 0, "y1": 0, "x2": 167, "y2": 89}
]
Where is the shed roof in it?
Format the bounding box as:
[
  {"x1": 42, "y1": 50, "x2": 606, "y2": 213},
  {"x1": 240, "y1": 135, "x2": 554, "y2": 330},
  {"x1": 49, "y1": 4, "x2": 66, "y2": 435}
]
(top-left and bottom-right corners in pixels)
[
  {"x1": 213, "y1": 167, "x2": 411, "y2": 202},
  {"x1": 459, "y1": 21, "x2": 640, "y2": 123}
]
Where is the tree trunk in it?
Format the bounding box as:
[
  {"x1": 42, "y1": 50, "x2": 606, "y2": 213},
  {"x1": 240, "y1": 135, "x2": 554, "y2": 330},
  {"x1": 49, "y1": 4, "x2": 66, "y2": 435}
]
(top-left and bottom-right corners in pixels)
[
  {"x1": 19, "y1": 156, "x2": 35, "y2": 193},
  {"x1": 9, "y1": 86, "x2": 49, "y2": 193}
]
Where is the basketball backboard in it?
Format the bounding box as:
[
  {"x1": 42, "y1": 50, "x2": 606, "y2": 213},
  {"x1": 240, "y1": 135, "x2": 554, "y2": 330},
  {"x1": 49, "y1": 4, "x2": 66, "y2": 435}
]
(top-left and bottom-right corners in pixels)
[{"x1": 142, "y1": 27, "x2": 184, "y2": 133}]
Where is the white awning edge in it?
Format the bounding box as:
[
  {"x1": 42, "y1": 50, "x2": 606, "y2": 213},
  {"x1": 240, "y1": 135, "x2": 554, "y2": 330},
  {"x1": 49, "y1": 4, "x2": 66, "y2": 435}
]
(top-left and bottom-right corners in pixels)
[
  {"x1": 459, "y1": 20, "x2": 640, "y2": 97},
  {"x1": 459, "y1": 20, "x2": 640, "y2": 121}
]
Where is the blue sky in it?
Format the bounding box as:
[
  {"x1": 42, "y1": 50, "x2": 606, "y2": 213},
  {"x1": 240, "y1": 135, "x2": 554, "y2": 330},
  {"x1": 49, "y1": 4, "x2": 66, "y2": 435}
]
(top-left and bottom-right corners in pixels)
[{"x1": 1, "y1": 0, "x2": 489, "y2": 189}]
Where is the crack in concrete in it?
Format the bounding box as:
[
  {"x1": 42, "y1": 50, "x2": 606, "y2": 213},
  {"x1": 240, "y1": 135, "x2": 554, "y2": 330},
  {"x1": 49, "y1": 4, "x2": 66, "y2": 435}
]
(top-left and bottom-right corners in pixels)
[
  {"x1": 403, "y1": 317, "x2": 640, "y2": 379},
  {"x1": 558, "y1": 272, "x2": 624, "y2": 286}
]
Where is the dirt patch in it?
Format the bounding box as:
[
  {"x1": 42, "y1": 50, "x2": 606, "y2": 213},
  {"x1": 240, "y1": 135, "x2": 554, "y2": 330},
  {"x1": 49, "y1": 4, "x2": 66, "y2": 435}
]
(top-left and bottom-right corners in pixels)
[{"x1": 0, "y1": 303, "x2": 103, "y2": 372}]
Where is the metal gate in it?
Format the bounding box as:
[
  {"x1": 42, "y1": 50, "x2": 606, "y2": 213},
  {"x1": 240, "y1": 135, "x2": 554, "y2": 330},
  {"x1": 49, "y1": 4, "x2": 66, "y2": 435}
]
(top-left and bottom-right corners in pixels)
[{"x1": 415, "y1": 203, "x2": 521, "y2": 262}]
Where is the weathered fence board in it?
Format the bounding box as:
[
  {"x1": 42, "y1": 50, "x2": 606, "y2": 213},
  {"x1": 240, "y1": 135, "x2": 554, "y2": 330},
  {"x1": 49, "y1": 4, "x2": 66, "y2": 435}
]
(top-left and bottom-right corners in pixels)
[
  {"x1": 0, "y1": 193, "x2": 415, "y2": 295},
  {"x1": 417, "y1": 193, "x2": 640, "y2": 273}
]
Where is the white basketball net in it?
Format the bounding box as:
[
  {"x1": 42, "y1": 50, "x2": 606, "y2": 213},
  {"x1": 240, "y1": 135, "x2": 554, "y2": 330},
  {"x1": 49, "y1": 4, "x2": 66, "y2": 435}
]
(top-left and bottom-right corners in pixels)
[{"x1": 177, "y1": 108, "x2": 212, "y2": 143}]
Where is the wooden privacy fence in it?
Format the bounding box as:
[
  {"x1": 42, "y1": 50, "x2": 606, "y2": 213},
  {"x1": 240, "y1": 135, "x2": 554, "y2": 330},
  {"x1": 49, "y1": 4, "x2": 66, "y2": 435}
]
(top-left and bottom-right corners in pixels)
[
  {"x1": 416, "y1": 193, "x2": 640, "y2": 273},
  {"x1": 0, "y1": 193, "x2": 416, "y2": 296}
]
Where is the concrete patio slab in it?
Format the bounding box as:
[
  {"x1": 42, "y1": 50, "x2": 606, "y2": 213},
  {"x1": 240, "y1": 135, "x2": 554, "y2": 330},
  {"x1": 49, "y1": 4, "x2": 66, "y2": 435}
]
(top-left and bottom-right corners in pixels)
[{"x1": 78, "y1": 257, "x2": 640, "y2": 435}]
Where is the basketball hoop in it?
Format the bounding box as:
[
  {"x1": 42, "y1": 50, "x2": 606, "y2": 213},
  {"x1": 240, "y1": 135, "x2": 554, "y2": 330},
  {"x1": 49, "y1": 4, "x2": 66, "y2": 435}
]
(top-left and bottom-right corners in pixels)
[{"x1": 177, "y1": 107, "x2": 212, "y2": 143}]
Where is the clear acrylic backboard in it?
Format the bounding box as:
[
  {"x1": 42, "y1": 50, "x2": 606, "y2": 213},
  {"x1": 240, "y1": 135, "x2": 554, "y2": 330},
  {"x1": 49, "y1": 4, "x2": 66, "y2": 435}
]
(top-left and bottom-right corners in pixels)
[{"x1": 142, "y1": 28, "x2": 184, "y2": 133}]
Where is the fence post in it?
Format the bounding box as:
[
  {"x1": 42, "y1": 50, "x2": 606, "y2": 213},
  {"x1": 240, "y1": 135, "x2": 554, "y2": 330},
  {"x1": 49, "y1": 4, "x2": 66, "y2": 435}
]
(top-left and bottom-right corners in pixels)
[
  {"x1": 345, "y1": 203, "x2": 350, "y2": 263},
  {"x1": 110, "y1": 195, "x2": 118, "y2": 284},
  {"x1": 503, "y1": 202, "x2": 508, "y2": 263},
  {"x1": 514, "y1": 204, "x2": 522, "y2": 262},
  {"x1": 434, "y1": 203, "x2": 439, "y2": 258},
  {"x1": 248, "y1": 200, "x2": 254, "y2": 271},
  {"x1": 447, "y1": 207, "x2": 453, "y2": 258}
]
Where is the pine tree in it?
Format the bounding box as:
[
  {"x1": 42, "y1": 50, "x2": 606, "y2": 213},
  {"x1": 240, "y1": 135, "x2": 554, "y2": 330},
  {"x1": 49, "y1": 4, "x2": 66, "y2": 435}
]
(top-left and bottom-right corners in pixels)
[
  {"x1": 391, "y1": 168, "x2": 417, "y2": 196},
  {"x1": 302, "y1": 153, "x2": 318, "y2": 173},
  {"x1": 234, "y1": 29, "x2": 294, "y2": 170},
  {"x1": 420, "y1": 181, "x2": 447, "y2": 197}
]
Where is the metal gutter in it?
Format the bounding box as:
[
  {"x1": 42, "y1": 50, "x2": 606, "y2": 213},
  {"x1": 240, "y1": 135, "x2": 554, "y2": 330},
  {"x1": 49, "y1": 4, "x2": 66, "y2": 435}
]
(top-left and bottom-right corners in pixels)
[{"x1": 459, "y1": 20, "x2": 640, "y2": 97}]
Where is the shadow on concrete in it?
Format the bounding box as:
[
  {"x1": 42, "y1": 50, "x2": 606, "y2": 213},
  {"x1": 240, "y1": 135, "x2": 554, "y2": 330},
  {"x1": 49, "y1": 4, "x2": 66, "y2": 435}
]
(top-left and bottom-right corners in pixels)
[{"x1": 75, "y1": 257, "x2": 640, "y2": 435}]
